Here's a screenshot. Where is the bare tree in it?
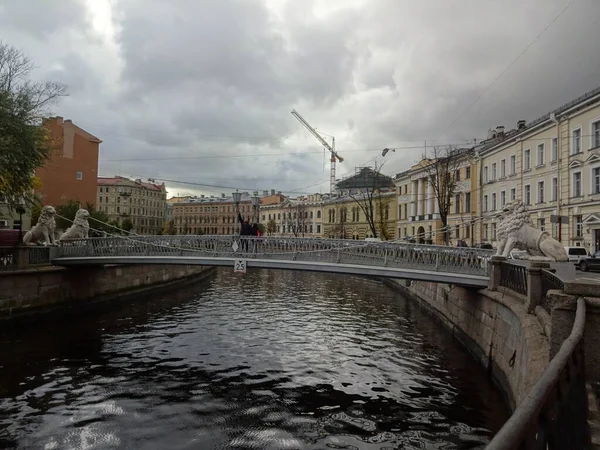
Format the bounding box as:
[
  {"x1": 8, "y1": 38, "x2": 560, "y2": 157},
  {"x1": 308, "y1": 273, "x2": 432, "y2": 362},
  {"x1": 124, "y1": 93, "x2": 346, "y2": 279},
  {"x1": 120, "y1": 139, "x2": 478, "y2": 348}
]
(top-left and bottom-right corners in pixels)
[
  {"x1": 421, "y1": 145, "x2": 472, "y2": 245},
  {"x1": 376, "y1": 194, "x2": 392, "y2": 240},
  {"x1": 343, "y1": 162, "x2": 394, "y2": 239},
  {"x1": 266, "y1": 218, "x2": 277, "y2": 235},
  {"x1": 0, "y1": 42, "x2": 68, "y2": 211},
  {"x1": 284, "y1": 202, "x2": 308, "y2": 237}
]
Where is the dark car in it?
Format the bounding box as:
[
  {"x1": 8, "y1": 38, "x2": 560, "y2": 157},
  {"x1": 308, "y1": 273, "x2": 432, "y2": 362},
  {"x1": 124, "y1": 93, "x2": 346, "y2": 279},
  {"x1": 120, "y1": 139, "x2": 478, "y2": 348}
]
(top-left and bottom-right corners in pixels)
[{"x1": 579, "y1": 251, "x2": 600, "y2": 272}]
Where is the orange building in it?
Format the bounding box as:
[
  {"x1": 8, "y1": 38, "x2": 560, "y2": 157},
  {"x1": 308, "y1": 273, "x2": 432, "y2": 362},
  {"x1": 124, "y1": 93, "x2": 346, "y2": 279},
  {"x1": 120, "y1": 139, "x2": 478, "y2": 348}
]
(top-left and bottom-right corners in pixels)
[{"x1": 35, "y1": 117, "x2": 101, "y2": 208}]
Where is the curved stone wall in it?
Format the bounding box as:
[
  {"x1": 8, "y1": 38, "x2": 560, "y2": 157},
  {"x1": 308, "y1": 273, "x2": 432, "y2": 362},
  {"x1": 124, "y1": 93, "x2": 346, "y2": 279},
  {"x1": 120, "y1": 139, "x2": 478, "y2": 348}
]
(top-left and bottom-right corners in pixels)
[{"x1": 389, "y1": 280, "x2": 549, "y2": 410}]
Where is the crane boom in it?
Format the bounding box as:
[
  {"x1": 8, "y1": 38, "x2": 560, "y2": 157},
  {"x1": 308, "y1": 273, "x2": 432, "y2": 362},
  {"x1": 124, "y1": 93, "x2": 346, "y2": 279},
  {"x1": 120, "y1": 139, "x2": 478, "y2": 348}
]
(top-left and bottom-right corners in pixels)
[{"x1": 291, "y1": 109, "x2": 343, "y2": 195}]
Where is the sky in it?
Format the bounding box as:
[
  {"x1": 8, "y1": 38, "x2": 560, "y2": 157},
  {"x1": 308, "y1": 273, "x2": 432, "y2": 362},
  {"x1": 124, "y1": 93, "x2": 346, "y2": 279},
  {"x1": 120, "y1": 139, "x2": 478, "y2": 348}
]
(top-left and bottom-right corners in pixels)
[{"x1": 1, "y1": 0, "x2": 599, "y2": 198}]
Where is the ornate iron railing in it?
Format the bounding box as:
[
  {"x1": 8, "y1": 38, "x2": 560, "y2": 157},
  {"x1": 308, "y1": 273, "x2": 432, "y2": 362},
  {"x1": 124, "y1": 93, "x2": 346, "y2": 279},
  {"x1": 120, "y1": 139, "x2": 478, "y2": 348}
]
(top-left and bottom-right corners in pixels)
[
  {"x1": 540, "y1": 269, "x2": 565, "y2": 314},
  {"x1": 499, "y1": 262, "x2": 528, "y2": 295},
  {"x1": 56, "y1": 236, "x2": 494, "y2": 276},
  {"x1": 0, "y1": 247, "x2": 16, "y2": 269},
  {"x1": 487, "y1": 297, "x2": 589, "y2": 449}
]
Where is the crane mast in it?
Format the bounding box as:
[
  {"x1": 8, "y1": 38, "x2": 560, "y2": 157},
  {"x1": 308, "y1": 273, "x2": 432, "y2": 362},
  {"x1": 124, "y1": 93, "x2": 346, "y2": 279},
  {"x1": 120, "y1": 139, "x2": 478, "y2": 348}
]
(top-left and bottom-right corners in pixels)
[{"x1": 291, "y1": 109, "x2": 343, "y2": 195}]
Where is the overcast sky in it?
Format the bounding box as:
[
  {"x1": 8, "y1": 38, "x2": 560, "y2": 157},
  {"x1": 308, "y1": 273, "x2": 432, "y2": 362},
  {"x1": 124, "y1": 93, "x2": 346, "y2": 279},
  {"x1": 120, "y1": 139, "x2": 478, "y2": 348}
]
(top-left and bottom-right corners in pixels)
[{"x1": 2, "y1": 0, "x2": 599, "y2": 198}]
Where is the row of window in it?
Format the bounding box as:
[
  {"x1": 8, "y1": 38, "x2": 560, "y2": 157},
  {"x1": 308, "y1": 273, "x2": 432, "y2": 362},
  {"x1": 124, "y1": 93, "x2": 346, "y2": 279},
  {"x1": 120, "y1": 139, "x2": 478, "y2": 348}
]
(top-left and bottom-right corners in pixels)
[
  {"x1": 96, "y1": 205, "x2": 165, "y2": 217},
  {"x1": 327, "y1": 206, "x2": 390, "y2": 223},
  {"x1": 261, "y1": 210, "x2": 322, "y2": 221},
  {"x1": 174, "y1": 204, "x2": 252, "y2": 214},
  {"x1": 98, "y1": 186, "x2": 164, "y2": 198},
  {"x1": 98, "y1": 196, "x2": 163, "y2": 208}
]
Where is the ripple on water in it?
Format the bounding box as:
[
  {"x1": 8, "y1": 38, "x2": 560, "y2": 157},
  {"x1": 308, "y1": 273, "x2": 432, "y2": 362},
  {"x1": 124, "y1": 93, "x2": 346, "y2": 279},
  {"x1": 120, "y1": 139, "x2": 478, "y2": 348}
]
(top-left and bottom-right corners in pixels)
[{"x1": 0, "y1": 269, "x2": 508, "y2": 449}]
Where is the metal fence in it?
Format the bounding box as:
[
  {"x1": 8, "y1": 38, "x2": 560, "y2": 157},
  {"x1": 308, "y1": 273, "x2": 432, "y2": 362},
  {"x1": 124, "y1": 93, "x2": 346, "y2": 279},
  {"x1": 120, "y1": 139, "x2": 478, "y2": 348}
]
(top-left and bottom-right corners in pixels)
[
  {"x1": 56, "y1": 235, "x2": 494, "y2": 276},
  {"x1": 487, "y1": 297, "x2": 589, "y2": 450},
  {"x1": 0, "y1": 246, "x2": 51, "y2": 270},
  {"x1": 540, "y1": 269, "x2": 565, "y2": 314},
  {"x1": 499, "y1": 261, "x2": 528, "y2": 295}
]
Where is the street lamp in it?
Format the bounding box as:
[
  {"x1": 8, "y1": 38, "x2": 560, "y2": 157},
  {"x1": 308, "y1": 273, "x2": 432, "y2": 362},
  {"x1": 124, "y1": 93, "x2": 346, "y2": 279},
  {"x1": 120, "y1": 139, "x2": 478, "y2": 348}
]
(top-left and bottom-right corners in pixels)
[
  {"x1": 16, "y1": 197, "x2": 26, "y2": 243},
  {"x1": 232, "y1": 190, "x2": 242, "y2": 235},
  {"x1": 251, "y1": 191, "x2": 260, "y2": 224}
]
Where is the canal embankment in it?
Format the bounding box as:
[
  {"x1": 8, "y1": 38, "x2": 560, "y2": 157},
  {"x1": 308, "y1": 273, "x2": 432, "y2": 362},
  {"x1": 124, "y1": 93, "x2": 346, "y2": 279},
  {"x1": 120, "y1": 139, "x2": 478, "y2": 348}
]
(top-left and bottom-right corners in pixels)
[
  {"x1": 0, "y1": 263, "x2": 215, "y2": 320},
  {"x1": 386, "y1": 279, "x2": 549, "y2": 411}
]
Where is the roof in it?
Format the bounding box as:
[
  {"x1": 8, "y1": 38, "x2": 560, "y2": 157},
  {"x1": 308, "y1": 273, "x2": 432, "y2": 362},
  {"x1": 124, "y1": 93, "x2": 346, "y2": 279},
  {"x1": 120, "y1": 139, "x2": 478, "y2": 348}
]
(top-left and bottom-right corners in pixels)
[
  {"x1": 479, "y1": 84, "x2": 600, "y2": 154},
  {"x1": 336, "y1": 167, "x2": 394, "y2": 190},
  {"x1": 97, "y1": 176, "x2": 165, "y2": 191}
]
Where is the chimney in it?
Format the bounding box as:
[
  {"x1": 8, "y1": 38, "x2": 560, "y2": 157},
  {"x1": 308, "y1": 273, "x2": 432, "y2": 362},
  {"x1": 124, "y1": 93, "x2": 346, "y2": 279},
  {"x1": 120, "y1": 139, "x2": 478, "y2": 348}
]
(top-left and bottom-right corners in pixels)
[
  {"x1": 496, "y1": 125, "x2": 505, "y2": 136},
  {"x1": 487, "y1": 128, "x2": 497, "y2": 140},
  {"x1": 263, "y1": 190, "x2": 269, "y2": 197},
  {"x1": 271, "y1": 189, "x2": 275, "y2": 195},
  {"x1": 517, "y1": 120, "x2": 526, "y2": 130}
]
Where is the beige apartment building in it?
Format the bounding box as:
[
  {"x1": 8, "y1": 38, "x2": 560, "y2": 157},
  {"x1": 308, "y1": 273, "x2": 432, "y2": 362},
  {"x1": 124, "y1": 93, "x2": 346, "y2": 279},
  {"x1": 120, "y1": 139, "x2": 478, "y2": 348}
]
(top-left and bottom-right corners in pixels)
[
  {"x1": 395, "y1": 153, "x2": 478, "y2": 245},
  {"x1": 477, "y1": 85, "x2": 600, "y2": 252},
  {"x1": 97, "y1": 176, "x2": 167, "y2": 235},
  {"x1": 260, "y1": 194, "x2": 324, "y2": 237}
]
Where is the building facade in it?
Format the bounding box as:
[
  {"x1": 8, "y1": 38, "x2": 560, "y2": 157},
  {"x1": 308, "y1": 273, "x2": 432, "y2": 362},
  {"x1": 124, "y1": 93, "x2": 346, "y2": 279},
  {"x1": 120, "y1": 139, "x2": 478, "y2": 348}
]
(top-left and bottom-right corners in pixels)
[
  {"x1": 261, "y1": 194, "x2": 324, "y2": 237},
  {"x1": 395, "y1": 154, "x2": 477, "y2": 245},
  {"x1": 477, "y1": 86, "x2": 600, "y2": 252},
  {"x1": 97, "y1": 176, "x2": 167, "y2": 235},
  {"x1": 323, "y1": 191, "x2": 397, "y2": 240},
  {"x1": 36, "y1": 117, "x2": 101, "y2": 208},
  {"x1": 171, "y1": 192, "x2": 256, "y2": 235}
]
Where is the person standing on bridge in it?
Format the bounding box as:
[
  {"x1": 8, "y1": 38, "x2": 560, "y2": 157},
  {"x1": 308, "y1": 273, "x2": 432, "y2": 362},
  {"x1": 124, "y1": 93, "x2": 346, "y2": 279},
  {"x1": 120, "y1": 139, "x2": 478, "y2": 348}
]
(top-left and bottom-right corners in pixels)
[{"x1": 238, "y1": 210, "x2": 254, "y2": 251}]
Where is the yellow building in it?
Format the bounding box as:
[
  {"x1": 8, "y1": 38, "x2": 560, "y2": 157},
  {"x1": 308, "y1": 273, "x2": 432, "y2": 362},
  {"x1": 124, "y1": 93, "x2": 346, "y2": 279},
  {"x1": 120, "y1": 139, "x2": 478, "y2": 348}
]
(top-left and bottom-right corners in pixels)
[
  {"x1": 322, "y1": 191, "x2": 396, "y2": 240},
  {"x1": 261, "y1": 193, "x2": 324, "y2": 237},
  {"x1": 97, "y1": 176, "x2": 167, "y2": 235},
  {"x1": 477, "y1": 85, "x2": 600, "y2": 252},
  {"x1": 394, "y1": 152, "x2": 478, "y2": 245}
]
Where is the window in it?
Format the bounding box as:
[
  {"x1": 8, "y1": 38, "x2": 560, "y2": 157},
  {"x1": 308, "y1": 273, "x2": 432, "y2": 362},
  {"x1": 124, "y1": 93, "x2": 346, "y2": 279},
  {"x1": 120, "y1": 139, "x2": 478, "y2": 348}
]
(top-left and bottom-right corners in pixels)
[
  {"x1": 465, "y1": 167, "x2": 471, "y2": 179},
  {"x1": 538, "y1": 218, "x2": 546, "y2": 233},
  {"x1": 491, "y1": 223, "x2": 497, "y2": 241},
  {"x1": 500, "y1": 159, "x2": 506, "y2": 178},
  {"x1": 572, "y1": 128, "x2": 582, "y2": 154},
  {"x1": 483, "y1": 166, "x2": 489, "y2": 183},
  {"x1": 483, "y1": 224, "x2": 488, "y2": 240},
  {"x1": 552, "y1": 177, "x2": 558, "y2": 201},
  {"x1": 455, "y1": 225, "x2": 460, "y2": 239},
  {"x1": 510, "y1": 187, "x2": 516, "y2": 201},
  {"x1": 524, "y1": 149, "x2": 531, "y2": 170},
  {"x1": 491, "y1": 193, "x2": 497, "y2": 211},
  {"x1": 483, "y1": 195, "x2": 488, "y2": 212},
  {"x1": 551, "y1": 137, "x2": 558, "y2": 162},
  {"x1": 465, "y1": 225, "x2": 470, "y2": 239},
  {"x1": 573, "y1": 172, "x2": 582, "y2": 197},
  {"x1": 76, "y1": 171, "x2": 83, "y2": 181},
  {"x1": 524, "y1": 185, "x2": 531, "y2": 205},
  {"x1": 500, "y1": 190, "x2": 506, "y2": 206},
  {"x1": 454, "y1": 194, "x2": 460, "y2": 214},
  {"x1": 491, "y1": 162, "x2": 497, "y2": 180},
  {"x1": 465, "y1": 192, "x2": 471, "y2": 212},
  {"x1": 593, "y1": 121, "x2": 600, "y2": 149},
  {"x1": 455, "y1": 169, "x2": 460, "y2": 181},
  {"x1": 538, "y1": 181, "x2": 545, "y2": 203},
  {"x1": 594, "y1": 167, "x2": 600, "y2": 194},
  {"x1": 575, "y1": 215, "x2": 583, "y2": 237},
  {"x1": 510, "y1": 155, "x2": 516, "y2": 175},
  {"x1": 537, "y1": 143, "x2": 545, "y2": 166}
]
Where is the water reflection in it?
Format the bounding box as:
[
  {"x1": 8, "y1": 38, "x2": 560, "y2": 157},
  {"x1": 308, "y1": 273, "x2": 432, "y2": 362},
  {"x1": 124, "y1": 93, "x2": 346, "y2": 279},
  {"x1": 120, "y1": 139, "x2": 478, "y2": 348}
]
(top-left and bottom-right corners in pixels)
[{"x1": 0, "y1": 268, "x2": 508, "y2": 449}]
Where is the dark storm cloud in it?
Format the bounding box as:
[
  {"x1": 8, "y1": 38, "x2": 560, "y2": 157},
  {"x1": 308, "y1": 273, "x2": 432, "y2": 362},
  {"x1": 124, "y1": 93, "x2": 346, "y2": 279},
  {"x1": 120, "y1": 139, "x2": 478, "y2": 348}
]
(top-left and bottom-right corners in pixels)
[{"x1": 1, "y1": 0, "x2": 599, "y2": 196}]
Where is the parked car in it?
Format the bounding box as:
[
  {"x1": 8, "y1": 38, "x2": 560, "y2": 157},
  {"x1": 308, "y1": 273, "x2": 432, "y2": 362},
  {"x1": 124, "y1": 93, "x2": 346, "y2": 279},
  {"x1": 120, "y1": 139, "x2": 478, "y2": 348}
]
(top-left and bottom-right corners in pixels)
[
  {"x1": 564, "y1": 246, "x2": 589, "y2": 268},
  {"x1": 579, "y1": 251, "x2": 600, "y2": 272}
]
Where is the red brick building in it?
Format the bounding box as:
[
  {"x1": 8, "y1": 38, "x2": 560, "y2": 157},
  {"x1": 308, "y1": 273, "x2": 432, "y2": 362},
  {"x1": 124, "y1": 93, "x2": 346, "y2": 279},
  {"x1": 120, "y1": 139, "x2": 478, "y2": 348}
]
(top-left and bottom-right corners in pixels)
[{"x1": 35, "y1": 117, "x2": 101, "y2": 208}]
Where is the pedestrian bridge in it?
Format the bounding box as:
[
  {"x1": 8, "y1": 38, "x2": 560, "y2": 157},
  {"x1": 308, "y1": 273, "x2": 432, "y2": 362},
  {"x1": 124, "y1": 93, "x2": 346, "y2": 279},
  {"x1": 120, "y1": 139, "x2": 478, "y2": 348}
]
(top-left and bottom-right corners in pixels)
[{"x1": 52, "y1": 236, "x2": 493, "y2": 288}]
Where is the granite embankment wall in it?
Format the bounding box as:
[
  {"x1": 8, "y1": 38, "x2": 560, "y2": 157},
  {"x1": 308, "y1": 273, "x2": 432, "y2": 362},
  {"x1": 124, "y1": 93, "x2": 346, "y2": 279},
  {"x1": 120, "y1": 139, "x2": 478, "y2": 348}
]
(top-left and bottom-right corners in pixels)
[
  {"x1": 388, "y1": 280, "x2": 549, "y2": 410},
  {"x1": 0, "y1": 264, "x2": 215, "y2": 319}
]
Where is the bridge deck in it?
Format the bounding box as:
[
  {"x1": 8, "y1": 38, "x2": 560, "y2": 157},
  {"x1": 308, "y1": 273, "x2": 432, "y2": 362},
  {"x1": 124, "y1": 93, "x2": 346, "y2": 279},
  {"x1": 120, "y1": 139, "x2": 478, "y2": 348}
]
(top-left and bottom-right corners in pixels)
[{"x1": 52, "y1": 236, "x2": 493, "y2": 288}]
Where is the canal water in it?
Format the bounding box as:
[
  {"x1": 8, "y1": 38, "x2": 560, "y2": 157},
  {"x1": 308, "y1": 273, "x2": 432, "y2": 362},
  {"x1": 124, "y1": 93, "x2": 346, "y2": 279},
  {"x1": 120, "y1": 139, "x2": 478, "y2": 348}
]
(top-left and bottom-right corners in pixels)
[{"x1": 0, "y1": 269, "x2": 509, "y2": 449}]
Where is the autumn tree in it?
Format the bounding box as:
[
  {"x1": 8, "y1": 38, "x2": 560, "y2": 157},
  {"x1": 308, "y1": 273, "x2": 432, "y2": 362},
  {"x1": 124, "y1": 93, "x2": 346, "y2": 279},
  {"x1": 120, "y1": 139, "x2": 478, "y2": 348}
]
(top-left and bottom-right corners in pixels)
[
  {"x1": 341, "y1": 163, "x2": 394, "y2": 239},
  {"x1": 421, "y1": 145, "x2": 473, "y2": 245},
  {"x1": 266, "y1": 218, "x2": 277, "y2": 235},
  {"x1": 0, "y1": 42, "x2": 68, "y2": 211},
  {"x1": 284, "y1": 202, "x2": 308, "y2": 237}
]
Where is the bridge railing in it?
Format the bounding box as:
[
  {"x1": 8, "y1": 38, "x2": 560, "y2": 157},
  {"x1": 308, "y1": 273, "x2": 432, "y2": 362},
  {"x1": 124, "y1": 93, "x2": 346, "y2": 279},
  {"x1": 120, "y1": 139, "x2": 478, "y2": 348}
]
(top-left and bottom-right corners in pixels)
[
  {"x1": 56, "y1": 235, "x2": 494, "y2": 276},
  {"x1": 487, "y1": 297, "x2": 589, "y2": 449},
  {"x1": 0, "y1": 246, "x2": 51, "y2": 270}
]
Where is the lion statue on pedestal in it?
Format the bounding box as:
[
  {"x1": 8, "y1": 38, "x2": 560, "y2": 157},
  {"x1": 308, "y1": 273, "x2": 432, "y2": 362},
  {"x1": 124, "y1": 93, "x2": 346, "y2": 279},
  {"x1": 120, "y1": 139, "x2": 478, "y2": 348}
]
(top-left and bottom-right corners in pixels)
[
  {"x1": 23, "y1": 205, "x2": 57, "y2": 246},
  {"x1": 59, "y1": 208, "x2": 91, "y2": 241},
  {"x1": 495, "y1": 200, "x2": 568, "y2": 262}
]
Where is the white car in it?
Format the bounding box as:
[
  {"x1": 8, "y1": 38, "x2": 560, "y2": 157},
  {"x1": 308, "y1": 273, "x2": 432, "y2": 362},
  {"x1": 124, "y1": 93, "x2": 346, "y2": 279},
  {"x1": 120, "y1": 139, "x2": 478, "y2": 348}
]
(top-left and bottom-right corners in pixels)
[{"x1": 564, "y1": 246, "x2": 589, "y2": 267}]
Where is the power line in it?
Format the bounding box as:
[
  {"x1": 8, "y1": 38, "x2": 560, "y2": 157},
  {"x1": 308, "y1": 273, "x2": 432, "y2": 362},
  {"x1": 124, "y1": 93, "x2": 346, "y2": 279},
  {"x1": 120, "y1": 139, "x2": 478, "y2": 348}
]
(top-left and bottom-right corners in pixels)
[{"x1": 437, "y1": 0, "x2": 578, "y2": 139}]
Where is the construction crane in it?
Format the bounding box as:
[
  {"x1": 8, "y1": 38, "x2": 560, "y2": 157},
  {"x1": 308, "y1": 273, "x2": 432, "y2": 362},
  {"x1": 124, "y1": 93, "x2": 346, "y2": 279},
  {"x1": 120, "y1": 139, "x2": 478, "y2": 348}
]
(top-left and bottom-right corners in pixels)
[{"x1": 291, "y1": 109, "x2": 343, "y2": 195}]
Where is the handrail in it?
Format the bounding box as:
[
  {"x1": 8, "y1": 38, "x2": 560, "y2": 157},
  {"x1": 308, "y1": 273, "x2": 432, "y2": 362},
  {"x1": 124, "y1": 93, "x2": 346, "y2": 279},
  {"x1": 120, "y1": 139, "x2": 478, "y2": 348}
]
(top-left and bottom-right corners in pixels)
[{"x1": 487, "y1": 297, "x2": 588, "y2": 449}]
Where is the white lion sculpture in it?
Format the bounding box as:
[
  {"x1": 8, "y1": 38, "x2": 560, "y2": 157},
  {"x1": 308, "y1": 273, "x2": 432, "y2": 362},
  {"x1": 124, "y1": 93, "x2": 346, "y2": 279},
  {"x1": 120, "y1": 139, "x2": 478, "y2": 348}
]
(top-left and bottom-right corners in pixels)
[
  {"x1": 495, "y1": 200, "x2": 568, "y2": 262},
  {"x1": 59, "y1": 208, "x2": 90, "y2": 241},
  {"x1": 23, "y1": 205, "x2": 57, "y2": 246}
]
